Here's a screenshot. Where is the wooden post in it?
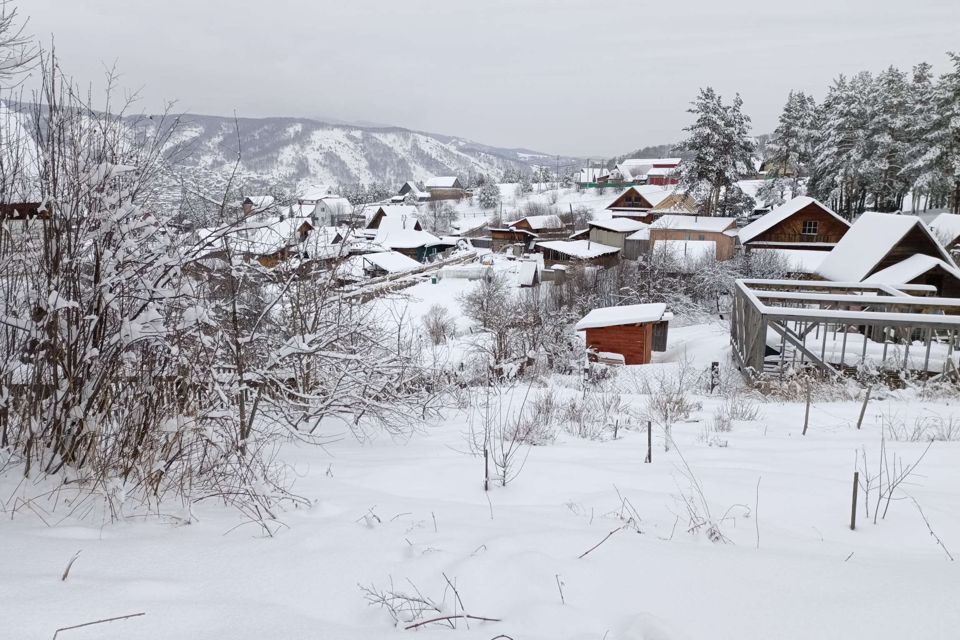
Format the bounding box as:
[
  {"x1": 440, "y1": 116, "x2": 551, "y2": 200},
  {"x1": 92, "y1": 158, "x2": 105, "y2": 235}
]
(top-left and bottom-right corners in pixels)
[
  {"x1": 645, "y1": 421, "x2": 652, "y2": 463},
  {"x1": 802, "y1": 381, "x2": 811, "y2": 436},
  {"x1": 850, "y1": 471, "x2": 859, "y2": 530},
  {"x1": 484, "y1": 447, "x2": 489, "y2": 492},
  {"x1": 856, "y1": 386, "x2": 871, "y2": 430}
]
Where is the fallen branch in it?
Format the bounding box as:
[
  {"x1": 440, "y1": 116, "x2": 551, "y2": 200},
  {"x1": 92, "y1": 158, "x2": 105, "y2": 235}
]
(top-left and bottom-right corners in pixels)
[
  {"x1": 404, "y1": 614, "x2": 501, "y2": 630},
  {"x1": 52, "y1": 612, "x2": 145, "y2": 639},
  {"x1": 578, "y1": 525, "x2": 626, "y2": 559}
]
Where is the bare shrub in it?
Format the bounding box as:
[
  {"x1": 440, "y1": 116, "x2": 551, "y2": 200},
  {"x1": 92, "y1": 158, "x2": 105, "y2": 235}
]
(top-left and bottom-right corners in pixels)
[
  {"x1": 422, "y1": 304, "x2": 456, "y2": 346},
  {"x1": 882, "y1": 411, "x2": 960, "y2": 442}
]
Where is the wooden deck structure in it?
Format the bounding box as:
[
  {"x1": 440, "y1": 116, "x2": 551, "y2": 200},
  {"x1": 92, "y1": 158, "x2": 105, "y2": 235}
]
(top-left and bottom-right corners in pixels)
[{"x1": 730, "y1": 279, "x2": 960, "y2": 383}]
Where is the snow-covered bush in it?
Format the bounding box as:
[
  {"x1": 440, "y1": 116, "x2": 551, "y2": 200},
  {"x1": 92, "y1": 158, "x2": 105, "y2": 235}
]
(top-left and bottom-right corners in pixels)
[{"x1": 422, "y1": 304, "x2": 456, "y2": 345}]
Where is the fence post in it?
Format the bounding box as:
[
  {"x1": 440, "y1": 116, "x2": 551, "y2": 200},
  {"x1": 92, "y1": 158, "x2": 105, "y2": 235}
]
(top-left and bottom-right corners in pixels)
[
  {"x1": 850, "y1": 471, "x2": 859, "y2": 530},
  {"x1": 856, "y1": 386, "x2": 872, "y2": 430},
  {"x1": 710, "y1": 361, "x2": 720, "y2": 393},
  {"x1": 802, "y1": 381, "x2": 811, "y2": 436},
  {"x1": 645, "y1": 421, "x2": 652, "y2": 463}
]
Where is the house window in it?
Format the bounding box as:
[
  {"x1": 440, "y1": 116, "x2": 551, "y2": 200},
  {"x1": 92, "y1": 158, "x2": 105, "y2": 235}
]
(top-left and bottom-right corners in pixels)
[
  {"x1": 698, "y1": 234, "x2": 705, "y2": 241},
  {"x1": 801, "y1": 220, "x2": 819, "y2": 236}
]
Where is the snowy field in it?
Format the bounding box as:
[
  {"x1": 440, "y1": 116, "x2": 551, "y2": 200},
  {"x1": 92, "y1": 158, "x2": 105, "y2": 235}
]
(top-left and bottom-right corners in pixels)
[{"x1": 3, "y1": 269, "x2": 960, "y2": 640}]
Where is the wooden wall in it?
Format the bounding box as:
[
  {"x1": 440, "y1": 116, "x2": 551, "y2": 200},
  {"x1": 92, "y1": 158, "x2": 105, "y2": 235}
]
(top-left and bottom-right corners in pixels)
[
  {"x1": 747, "y1": 203, "x2": 849, "y2": 247},
  {"x1": 648, "y1": 229, "x2": 736, "y2": 261},
  {"x1": 585, "y1": 324, "x2": 653, "y2": 365},
  {"x1": 588, "y1": 227, "x2": 631, "y2": 250}
]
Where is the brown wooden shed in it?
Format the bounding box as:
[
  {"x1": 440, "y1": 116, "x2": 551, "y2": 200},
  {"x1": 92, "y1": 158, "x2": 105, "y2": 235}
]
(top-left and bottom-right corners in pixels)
[{"x1": 575, "y1": 303, "x2": 672, "y2": 365}]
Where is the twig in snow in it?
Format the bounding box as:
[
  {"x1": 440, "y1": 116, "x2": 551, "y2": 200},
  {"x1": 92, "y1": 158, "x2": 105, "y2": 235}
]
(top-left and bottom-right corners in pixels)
[
  {"x1": 909, "y1": 495, "x2": 954, "y2": 561},
  {"x1": 555, "y1": 574, "x2": 565, "y2": 604},
  {"x1": 61, "y1": 550, "x2": 81, "y2": 581},
  {"x1": 578, "y1": 525, "x2": 626, "y2": 559},
  {"x1": 754, "y1": 476, "x2": 761, "y2": 550},
  {"x1": 52, "y1": 612, "x2": 145, "y2": 639},
  {"x1": 404, "y1": 614, "x2": 501, "y2": 630}
]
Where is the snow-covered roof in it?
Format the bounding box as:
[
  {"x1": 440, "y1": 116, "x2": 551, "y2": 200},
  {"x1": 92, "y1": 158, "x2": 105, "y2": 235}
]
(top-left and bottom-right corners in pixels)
[
  {"x1": 608, "y1": 185, "x2": 676, "y2": 209},
  {"x1": 627, "y1": 228, "x2": 650, "y2": 241},
  {"x1": 863, "y1": 254, "x2": 960, "y2": 285},
  {"x1": 576, "y1": 167, "x2": 610, "y2": 183},
  {"x1": 242, "y1": 195, "x2": 275, "y2": 209},
  {"x1": 650, "y1": 215, "x2": 736, "y2": 233},
  {"x1": 738, "y1": 196, "x2": 848, "y2": 244},
  {"x1": 817, "y1": 212, "x2": 956, "y2": 282},
  {"x1": 764, "y1": 249, "x2": 829, "y2": 274},
  {"x1": 314, "y1": 196, "x2": 352, "y2": 211},
  {"x1": 646, "y1": 167, "x2": 676, "y2": 176},
  {"x1": 425, "y1": 176, "x2": 459, "y2": 188},
  {"x1": 373, "y1": 204, "x2": 419, "y2": 220},
  {"x1": 298, "y1": 184, "x2": 335, "y2": 201},
  {"x1": 362, "y1": 251, "x2": 422, "y2": 273},
  {"x1": 517, "y1": 260, "x2": 539, "y2": 286},
  {"x1": 537, "y1": 239, "x2": 620, "y2": 259},
  {"x1": 930, "y1": 213, "x2": 960, "y2": 247},
  {"x1": 510, "y1": 214, "x2": 564, "y2": 231},
  {"x1": 614, "y1": 158, "x2": 681, "y2": 182},
  {"x1": 374, "y1": 227, "x2": 441, "y2": 250},
  {"x1": 376, "y1": 212, "x2": 421, "y2": 232},
  {"x1": 588, "y1": 218, "x2": 648, "y2": 233},
  {"x1": 575, "y1": 303, "x2": 669, "y2": 330}
]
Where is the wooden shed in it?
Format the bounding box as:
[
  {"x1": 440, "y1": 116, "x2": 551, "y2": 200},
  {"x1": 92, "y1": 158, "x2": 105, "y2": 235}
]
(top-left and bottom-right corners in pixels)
[{"x1": 575, "y1": 303, "x2": 672, "y2": 365}]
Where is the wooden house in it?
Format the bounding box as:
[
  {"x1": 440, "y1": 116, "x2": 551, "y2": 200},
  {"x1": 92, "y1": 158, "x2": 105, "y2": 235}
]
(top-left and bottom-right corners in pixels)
[
  {"x1": 608, "y1": 158, "x2": 681, "y2": 187},
  {"x1": 366, "y1": 205, "x2": 422, "y2": 231},
  {"x1": 490, "y1": 215, "x2": 568, "y2": 253},
  {"x1": 575, "y1": 303, "x2": 672, "y2": 365},
  {"x1": 371, "y1": 214, "x2": 442, "y2": 262},
  {"x1": 930, "y1": 213, "x2": 960, "y2": 253},
  {"x1": 648, "y1": 215, "x2": 738, "y2": 261},
  {"x1": 817, "y1": 211, "x2": 960, "y2": 297},
  {"x1": 424, "y1": 176, "x2": 466, "y2": 200},
  {"x1": 575, "y1": 167, "x2": 611, "y2": 188},
  {"x1": 607, "y1": 186, "x2": 696, "y2": 221},
  {"x1": 738, "y1": 196, "x2": 850, "y2": 251},
  {"x1": 587, "y1": 218, "x2": 648, "y2": 251},
  {"x1": 392, "y1": 181, "x2": 431, "y2": 203}
]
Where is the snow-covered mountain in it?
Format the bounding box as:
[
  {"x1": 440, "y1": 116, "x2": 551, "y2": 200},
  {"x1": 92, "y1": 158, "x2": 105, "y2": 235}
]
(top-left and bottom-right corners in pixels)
[{"x1": 162, "y1": 113, "x2": 570, "y2": 189}]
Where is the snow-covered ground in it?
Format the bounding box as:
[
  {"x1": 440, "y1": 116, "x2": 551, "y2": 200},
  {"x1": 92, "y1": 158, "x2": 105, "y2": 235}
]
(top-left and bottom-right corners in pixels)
[{"x1": 3, "y1": 266, "x2": 959, "y2": 640}]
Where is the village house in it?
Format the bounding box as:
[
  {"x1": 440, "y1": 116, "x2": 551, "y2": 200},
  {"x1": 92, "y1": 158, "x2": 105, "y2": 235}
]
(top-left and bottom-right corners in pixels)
[
  {"x1": 816, "y1": 211, "x2": 960, "y2": 297},
  {"x1": 489, "y1": 214, "x2": 568, "y2": 253},
  {"x1": 606, "y1": 185, "x2": 696, "y2": 222},
  {"x1": 365, "y1": 204, "x2": 422, "y2": 231},
  {"x1": 738, "y1": 196, "x2": 850, "y2": 252},
  {"x1": 391, "y1": 181, "x2": 432, "y2": 203},
  {"x1": 607, "y1": 158, "x2": 681, "y2": 187},
  {"x1": 424, "y1": 176, "x2": 466, "y2": 200},
  {"x1": 574, "y1": 166, "x2": 610, "y2": 188},
  {"x1": 575, "y1": 303, "x2": 672, "y2": 365},
  {"x1": 648, "y1": 214, "x2": 738, "y2": 261},
  {"x1": 368, "y1": 212, "x2": 443, "y2": 262},
  {"x1": 586, "y1": 218, "x2": 648, "y2": 251},
  {"x1": 241, "y1": 196, "x2": 276, "y2": 216}
]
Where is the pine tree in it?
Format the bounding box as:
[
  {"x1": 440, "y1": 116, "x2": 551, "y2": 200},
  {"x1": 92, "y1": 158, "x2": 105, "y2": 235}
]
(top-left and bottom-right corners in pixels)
[
  {"x1": 677, "y1": 88, "x2": 755, "y2": 215},
  {"x1": 766, "y1": 91, "x2": 816, "y2": 195},
  {"x1": 918, "y1": 52, "x2": 960, "y2": 213}
]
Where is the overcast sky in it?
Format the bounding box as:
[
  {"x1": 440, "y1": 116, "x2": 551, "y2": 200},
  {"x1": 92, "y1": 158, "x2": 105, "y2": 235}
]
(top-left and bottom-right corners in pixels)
[{"x1": 19, "y1": 0, "x2": 960, "y2": 157}]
